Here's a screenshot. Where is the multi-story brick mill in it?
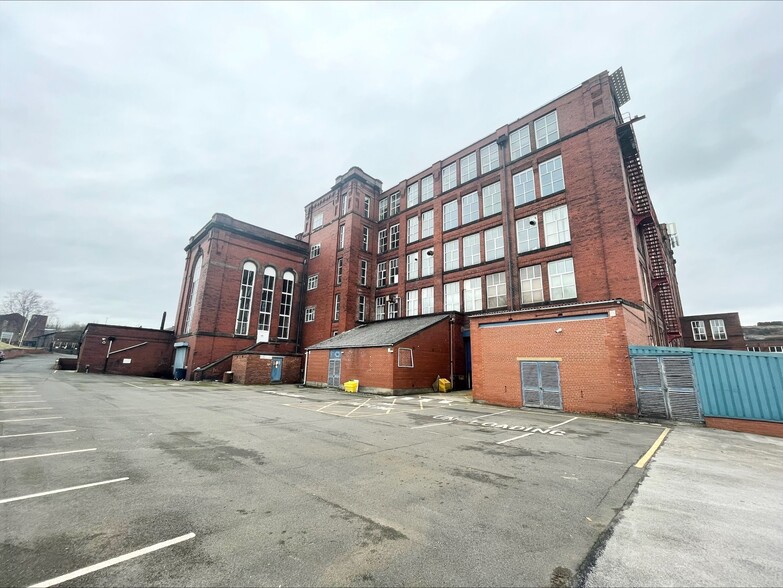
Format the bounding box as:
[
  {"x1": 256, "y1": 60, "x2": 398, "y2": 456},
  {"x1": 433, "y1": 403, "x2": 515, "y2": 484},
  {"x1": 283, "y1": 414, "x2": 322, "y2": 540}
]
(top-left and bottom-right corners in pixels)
[{"x1": 173, "y1": 68, "x2": 683, "y2": 415}]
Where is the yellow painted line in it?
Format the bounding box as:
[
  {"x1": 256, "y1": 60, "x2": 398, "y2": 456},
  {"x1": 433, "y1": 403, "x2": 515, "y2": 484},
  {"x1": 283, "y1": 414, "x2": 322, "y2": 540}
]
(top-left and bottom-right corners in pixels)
[{"x1": 634, "y1": 427, "x2": 670, "y2": 469}]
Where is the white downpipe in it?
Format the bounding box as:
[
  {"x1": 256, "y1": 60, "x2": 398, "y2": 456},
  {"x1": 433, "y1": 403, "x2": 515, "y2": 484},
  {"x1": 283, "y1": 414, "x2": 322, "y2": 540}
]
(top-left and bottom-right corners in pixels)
[{"x1": 302, "y1": 350, "x2": 309, "y2": 385}]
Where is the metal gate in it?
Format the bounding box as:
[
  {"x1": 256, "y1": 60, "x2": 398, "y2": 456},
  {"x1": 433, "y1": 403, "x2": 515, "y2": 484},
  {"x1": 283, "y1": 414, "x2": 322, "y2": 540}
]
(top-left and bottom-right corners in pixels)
[
  {"x1": 632, "y1": 355, "x2": 702, "y2": 421},
  {"x1": 327, "y1": 350, "x2": 341, "y2": 387},
  {"x1": 520, "y1": 361, "x2": 562, "y2": 410}
]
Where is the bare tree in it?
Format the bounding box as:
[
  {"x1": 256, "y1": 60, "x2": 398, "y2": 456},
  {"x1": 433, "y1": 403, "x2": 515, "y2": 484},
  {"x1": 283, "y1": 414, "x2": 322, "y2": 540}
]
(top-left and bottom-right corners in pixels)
[{"x1": 1, "y1": 289, "x2": 57, "y2": 345}]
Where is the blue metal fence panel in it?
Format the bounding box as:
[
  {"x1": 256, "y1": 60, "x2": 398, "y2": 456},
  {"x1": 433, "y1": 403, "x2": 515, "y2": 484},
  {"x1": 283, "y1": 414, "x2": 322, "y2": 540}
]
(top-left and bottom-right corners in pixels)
[{"x1": 629, "y1": 346, "x2": 783, "y2": 422}]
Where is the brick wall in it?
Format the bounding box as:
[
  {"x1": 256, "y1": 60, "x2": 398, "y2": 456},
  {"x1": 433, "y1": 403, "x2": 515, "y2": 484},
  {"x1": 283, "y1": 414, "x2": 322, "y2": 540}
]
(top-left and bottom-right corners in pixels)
[
  {"x1": 705, "y1": 417, "x2": 783, "y2": 439},
  {"x1": 231, "y1": 353, "x2": 303, "y2": 385},
  {"x1": 77, "y1": 324, "x2": 175, "y2": 377},
  {"x1": 680, "y1": 312, "x2": 746, "y2": 351}
]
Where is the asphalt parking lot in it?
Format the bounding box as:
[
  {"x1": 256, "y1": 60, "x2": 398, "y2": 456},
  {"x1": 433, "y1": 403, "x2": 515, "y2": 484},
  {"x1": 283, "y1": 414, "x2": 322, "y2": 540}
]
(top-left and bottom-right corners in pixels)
[{"x1": 1, "y1": 355, "x2": 667, "y2": 587}]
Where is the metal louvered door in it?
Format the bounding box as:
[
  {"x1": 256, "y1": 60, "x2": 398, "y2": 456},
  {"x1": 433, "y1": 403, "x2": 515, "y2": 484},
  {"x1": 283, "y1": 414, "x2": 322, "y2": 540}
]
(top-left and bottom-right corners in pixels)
[
  {"x1": 661, "y1": 357, "x2": 702, "y2": 421},
  {"x1": 327, "y1": 350, "x2": 341, "y2": 387},
  {"x1": 520, "y1": 361, "x2": 562, "y2": 410},
  {"x1": 632, "y1": 357, "x2": 668, "y2": 418}
]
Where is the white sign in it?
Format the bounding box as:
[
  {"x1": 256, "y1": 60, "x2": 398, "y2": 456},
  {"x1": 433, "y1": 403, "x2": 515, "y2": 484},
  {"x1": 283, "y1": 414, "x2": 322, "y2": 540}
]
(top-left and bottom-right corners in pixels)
[
  {"x1": 432, "y1": 414, "x2": 566, "y2": 435},
  {"x1": 122, "y1": 358, "x2": 132, "y2": 364}
]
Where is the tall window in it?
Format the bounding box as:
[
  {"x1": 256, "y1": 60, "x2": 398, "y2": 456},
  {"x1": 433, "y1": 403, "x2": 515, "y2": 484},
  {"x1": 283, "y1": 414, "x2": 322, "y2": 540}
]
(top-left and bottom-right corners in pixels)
[
  {"x1": 513, "y1": 169, "x2": 535, "y2": 206},
  {"x1": 463, "y1": 233, "x2": 481, "y2": 266},
  {"x1": 539, "y1": 156, "x2": 565, "y2": 196},
  {"x1": 486, "y1": 272, "x2": 507, "y2": 309},
  {"x1": 516, "y1": 215, "x2": 540, "y2": 253},
  {"x1": 336, "y1": 258, "x2": 343, "y2": 285},
  {"x1": 304, "y1": 306, "x2": 316, "y2": 322},
  {"x1": 358, "y1": 295, "x2": 366, "y2": 321},
  {"x1": 544, "y1": 205, "x2": 571, "y2": 246},
  {"x1": 710, "y1": 319, "x2": 727, "y2": 340},
  {"x1": 462, "y1": 192, "x2": 479, "y2": 224},
  {"x1": 460, "y1": 152, "x2": 477, "y2": 184},
  {"x1": 510, "y1": 125, "x2": 531, "y2": 160},
  {"x1": 443, "y1": 200, "x2": 458, "y2": 231},
  {"x1": 407, "y1": 182, "x2": 419, "y2": 208},
  {"x1": 444, "y1": 282, "x2": 460, "y2": 312},
  {"x1": 390, "y1": 192, "x2": 401, "y2": 215},
  {"x1": 376, "y1": 297, "x2": 386, "y2": 320},
  {"x1": 480, "y1": 143, "x2": 499, "y2": 174},
  {"x1": 377, "y1": 262, "x2": 387, "y2": 287},
  {"x1": 313, "y1": 213, "x2": 323, "y2": 230},
  {"x1": 421, "y1": 175, "x2": 434, "y2": 201},
  {"x1": 334, "y1": 294, "x2": 340, "y2": 321},
  {"x1": 184, "y1": 255, "x2": 202, "y2": 333},
  {"x1": 482, "y1": 182, "x2": 502, "y2": 216},
  {"x1": 388, "y1": 295, "x2": 398, "y2": 319},
  {"x1": 360, "y1": 260, "x2": 368, "y2": 286},
  {"x1": 277, "y1": 271, "x2": 294, "y2": 340},
  {"x1": 406, "y1": 290, "x2": 419, "y2": 316},
  {"x1": 484, "y1": 226, "x2": 504, "y2": 261},
  {"x1": 389, "y1": 259, "x2": 399, "y2": 284},
  {"x1": 548, "y1": 258, "x2": 576, "y2": 300},
  {"x1": 519, "y1": 265, "x2": 544, "y2": 304},
  {"x1": 421, "y1": 210, "x2": 434, "y2": 238},
  {"x1": 364, "y1": 196, "x2": 371, "y2": 218},
  {"x1": 378, "y1": 229, "x2": 388, "y2": 253},
  {"x1": 444, "y1": 240, "x2": 459, "y2": 271},
  {"x1": 379, "y1": 198, "x2": 388, "y2": 221},
  {"x1": 362, "y1": 226, "x2": 369, "y2": 251},
  {"x1": 310, "y1": 243, "x2": 320, "y2": 258},
  {"x1": 534, "y1": 111, "x2": 559, "y2": 148},
  {"x1": 407, "y1": 216, "x2": 419, "y2": 243},
  {"x1": 407, "y1": 252, "x2": 419, "y2": 280},
  {"x1": 390, "y1": 224, "x2": 400, "y2": 249},
  {"x1": 464, "y1": 277, "x2": 482, "y2": 312},
  {"x1": 691, "y1": 320, "x2": 707, "y2": 341},
  {"x1": 234, "y1": 261, "x2": 256, "y2": 335},
  {"x1": 339, "y1": 225, "x2": 345, "y2": 249},
  {"x1": 341, "y1": 194, "x2": 348, "y2": 215},
  {"x1": 422, "y1": 247, "x2": 434, "y2": 277},
  {"x1": 442, "y1": 162, "x2": 457, "y2": 192},
  {"x1": 258, "y1": 267, "x2": 276, "y2": 337},
  {"x1": 421, "y1": 287, "x2": 435, "y2": 314},
  {"x1": 307, "y1": 274, "x2": 319, "y2": 290}
]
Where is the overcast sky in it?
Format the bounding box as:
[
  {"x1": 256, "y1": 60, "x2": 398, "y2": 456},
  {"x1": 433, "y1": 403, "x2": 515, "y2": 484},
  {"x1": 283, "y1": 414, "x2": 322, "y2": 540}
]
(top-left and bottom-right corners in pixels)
[{"x1": 1, "y1": 1, "x2": 781, "y2": 329}]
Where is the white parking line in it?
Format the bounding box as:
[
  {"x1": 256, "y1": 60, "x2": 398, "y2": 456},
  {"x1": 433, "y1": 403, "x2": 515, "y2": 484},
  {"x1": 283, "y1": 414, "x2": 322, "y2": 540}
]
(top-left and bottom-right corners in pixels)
[
  {"x1": 345, "y1": 398, "x2": 370, "y2": 417},
  {"x1": 0, "y1": 400, "x2": 47, "y2": 404},
  {"x1": 496, "y1": 416, "x2": 579, "y2": 445},
  {"x1": 0, "y1": 430, "x2": 76, "y2": 439},
  {"x1": 0, "y1": 416, "x2": 63, "y2": 423},
  {"x1": 0, "y1": 407, "x2": 53, "y2": 412},
  {"x1": 412, "y1": 422, "x2": 453, "y2": 429},
  {"x1": 479, "y1": 409, "x2": 510, "y2": 419},
  {"x1": 317, "y1": 401, "x2": 340, "y2": 412},
  {"x1": 0, "y1": 395, "x2": 41, "y2": 398},
  {"x1": 0, "y1": 448, "x2": 97, "y2": 462},
  {"x1": 29, "y1": 532, "x2": 196, "y2": 588},
  {"x1": 552, "y1": 416, "x2": 579, "y2": 428},
  {"x1": 497, "y1": 432, "x2": 534, "y2": 445},
  {"x1": 0, "y1": 477, "x2": 129, "y2": 504}
]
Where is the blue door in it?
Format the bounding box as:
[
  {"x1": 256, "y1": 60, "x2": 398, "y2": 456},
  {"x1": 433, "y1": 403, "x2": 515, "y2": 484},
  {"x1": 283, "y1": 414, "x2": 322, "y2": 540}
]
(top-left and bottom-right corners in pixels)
[{"x1": 271, "y1": 357, "x2": 283, "y2": 383}]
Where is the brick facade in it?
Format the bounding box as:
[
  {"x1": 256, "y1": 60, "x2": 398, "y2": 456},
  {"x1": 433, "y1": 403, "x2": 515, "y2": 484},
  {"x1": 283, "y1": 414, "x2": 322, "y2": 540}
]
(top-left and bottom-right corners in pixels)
[
  {"x1": 231, "y1": 353, "x2": 303, "y2": 385},
  {"x1": 77, "y1": 324, "x2": 175, "y2": 377},
  {"x1": 704, "y1": 417, "x2": 783, "y2": 439},
  {"x1": 680, "y1": 312, "x2": 745, "y2": 351}
]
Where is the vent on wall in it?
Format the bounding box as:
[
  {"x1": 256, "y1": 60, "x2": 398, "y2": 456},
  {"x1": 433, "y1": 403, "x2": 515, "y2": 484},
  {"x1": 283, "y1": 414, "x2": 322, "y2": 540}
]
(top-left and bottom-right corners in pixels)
[{"x1": 610, "y1": 67, "x2": 631, "y2": 107}]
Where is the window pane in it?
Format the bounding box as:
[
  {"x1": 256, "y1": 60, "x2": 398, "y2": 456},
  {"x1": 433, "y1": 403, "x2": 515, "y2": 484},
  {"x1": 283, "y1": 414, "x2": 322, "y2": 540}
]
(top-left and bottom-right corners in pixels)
[
  {"x1": 461, "y1": 192, "x2": 479, "y2": 224},
  {"x1": 390, "y1": 192, "x2": 401, "y2": 215},
  {"x1": 510, "y1": 125, "x2": 531, "y2": 160},
  {"x1": 463, "y1": 233, "x2": 481, "y2": 266},
  {"x1": 407, "y1": 183, "x2": 419, "y2": 208},
  {"x1": 422, "y1": 248, "x2": 434, "y2": 276},
  {"x1": 486, "y1": 272, "x2": 507, "y2": 309},
  {"x1": 484, "y1": 226, "x2": 504, "y2": 261},
  {"x1": 516, "y1": 216, "x2": 540, "y2": 253},
  {"x1": 422, "y1": 210, "x2": 434, "y2": 238},
  {"x1": 548, "y1": 258, "x2": 576, "y2": 300},
  {"x1": 519, "y1": 265, "x2": 544, "y2": 304},
  {"x1": 407, "y1": 217, "x2": 419, "y2": 243},
  {"x1": 534, "y1": 111, "x2": 559, "y2": 148},
  {"x1": 421, "y1": 175, "x2": 434, "y2": 201},
  {"x1": 406, "y1": 290, "x2": 419, "y2": 316},
  {"x1": 407, "y1": 252, "x2": 419, "y2": 280},
  {"x1": 543, "y1": 205, "x2": 571, "y2": 246},
  {"x1": 513, "y1": 169, "x2": 535, "y2": 206},
  {"x1": 444, "y1": 282, "x2": 460, "y2": 312},
  {"x1": 464, "y1": 277, "x2": 482, "y2": 312},
  {"x1": 443, "y1": 201, "x2": 459, "y2": 231},
  {"x1": 278, "y1": 271, "x2": 295, "y2": 339},
  {"x1": 480, "y1": 143, "x2": 499, "y2": 174},
  {"x1": 539, "y1": 155, "x2": 565, "y2": 196},
  {"x1": 421, "y1": 287, "x2": 434, "y2": 314},
  {"x1": 234, "y1": 262, "x2": 256, "y2": 335},
  {"x1": 443, "y1": 240, "x2": 459, "y2": 271},
  {"x1": 442, "y1": 162, "x2": 457, "y2": 192},
  {"x1": 460, "y1": 153, "x2": 477, "y2": 184},
  {"x1": 482, "y1": 182, "x2": 502, "y2": 216}
]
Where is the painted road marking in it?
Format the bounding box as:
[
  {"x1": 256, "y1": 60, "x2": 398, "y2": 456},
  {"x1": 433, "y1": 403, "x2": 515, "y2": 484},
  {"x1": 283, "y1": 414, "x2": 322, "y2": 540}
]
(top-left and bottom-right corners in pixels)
[
  {"x1": 0, "y1": 400, "x2": 47, "y2": 404},
  {"x1": 0, "y1": 477, "x2": 129, "y2": 504},
  {"x1": 0, "y1": 407, "x2": 53, "y2": 412},
  {"x1": 345, "y1": 397, "x2": 371, "y2": 417},
  {"x1": 0, "y1": 417, "x2": 63, "y2": 423},
  {"x1": 0, "y1": 448, "x2": 97, "y2": 462},
  {"x1": 635, "y1": 427, "x2": 671, "y2": 469},
  {"x1": 480, "y1": 409, "x2": 510, "y2": 419},
  {"x1": 0, "y1": 395, "x2": 41, "y2": 398},
  {"x1": 497, "y1": 432, "x2": 534, "y2": 445},
  {"x1": 0, "y1": 429, "x2": 76, "y2": 439},
  {"x1": 496, "y1": 416, "x2": 576, "y2": 444},
  {"x1": 317, "y1": 401, "x2": 340, "y2": 412},
  {"x1": 552, "y1": 416, "x2": 579, "y2": 428},
  {"x1": 28, "y1": 532, "x2": 196, "y2": 587},
  {"x1": 412, "y1": 422, "x2": 453, "y2": 429}
]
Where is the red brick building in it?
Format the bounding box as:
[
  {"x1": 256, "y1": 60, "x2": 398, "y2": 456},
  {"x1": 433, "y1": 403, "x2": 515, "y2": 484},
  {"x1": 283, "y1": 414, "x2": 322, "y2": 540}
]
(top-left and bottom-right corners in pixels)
[
  {"x1": 77, "y1": 324, "x2": 175, "y2": 377},
  {"x1": 680, "y1": 312, "x2": 745, "y2": 351}
]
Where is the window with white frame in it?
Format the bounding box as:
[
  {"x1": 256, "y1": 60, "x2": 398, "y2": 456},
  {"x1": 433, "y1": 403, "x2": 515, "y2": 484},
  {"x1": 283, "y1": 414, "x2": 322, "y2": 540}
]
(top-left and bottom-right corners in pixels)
[
  {"x1": 406, "y1": 290, "x2": 419, "y2": 316},
  {"x1": 486, "y1": 272, "x2": 507, "y2": 309},
  {"x1": 305, "y1": 306, "x2": 316, "y2": 322},
  {"x1": 406, "y1": 252, "x2": 419, "y2": 280},
  {"x1": 184, "y1": 255, "x2": 202, "y2": 333},
  {"x1": 510, "y1": 125, "x2": 531, "y2": 160},
  {"x1": 548, "y1": 258, "x2": 576, "y2": 300},
  {"x1": 691, "y1": 321, "x2": 707, "y2": 341},
  {"x1": 310, "y1": 243, "x2": 320, "y2": 258},
  {"x1": 390, "y1": 224, "x2": 400, "y2": 249},
  {"x1": 421, "y1": 287, "x2": 435, "y2": 314},
  {"x1": 336, "y1": 258, "x2": 343, "y2": 285},
  {"x1": 375, "y1": 297, "x2": 386, "y2": 320},
  {"x1": 378, "y1": 228, "x2": 387, "y2": 253},
  {"x1": 484, "y1": 226, "x2": 504, "y2": 261},
  {"x1": 768, "y1": 346, "x2": 783, "y2": 353},
  {"x1": 388, "y1": 295, "x2": 399, "y2": 319},
  {"x1": 480, "y1": 143, "x2": 500, "y2": 174},
  {"x1": 710, "y1": 319, "x2": 727, "y2": 340},
  {"x1": 460, "y1": 152, "x2": 477, "y2": 183},
  {"x1": 462, "y1": 191, "x2": 479, "y2": 224},
  {"x1": 360, "y1": 260, "x2": 368, "y2": 286},
  {"x1": 389, "y1": 258, "x2": 399, "y2": 284},
  {"x1": 407, "y1": 182, "x2": 419, "y2": 208},
  {"x1": 463, "y1": 233, "x2": 481, "y2": 266},
  {"x1": 364, "y1": 197, "x2": 371, "y2": 218},
  {"x1": 341, "y1": 193, "x2": 348, "y2": 215},
  {"x1": 464, "y1": 277, "x2": 482, "y2": 312},
  {"x1": 358, "y1": 295, "x2": 366, "y2": 321},
  {"x1": 313, "y1": 213, "x2": 323, "y2": 230},
  {"x1": 307, "y1": 274, "x2": 319, "y2": 290},
  {"x1": 379, "y1": 198, "x2": 388, "y2": 220},
  {"x1": 234, "y1": 261, "x2": 257, "y2": 335},
  {"x1": 422, "y1": 210, "x2": 434, "y2": 238},
  {"x1": 482, "y1": 182, "x2": 502, "y2": 216},
  {"x1": 534, "y1": 111, "x2": 559, "y2": 148},
  {"x1": 747, "y1": 346, "x2": 761, "y2": 352},
  {"x1": 442, "y1": 162, "x2": 457, "y2": 192},
  {"x1": 421, "y1": 175, "x2": 434, "y2": 201},
  {"x1": 539, "y1": 156, "x2": 565, "y2": 196},
  {"x1": 543, "y1": 205, "x2": 571, "y2": 246},
  {"x1": 258, "y1": 267, "x2": 275, "y2": 336},
  {"x1": 422, "y1": 247, "x2": 434, "y2": 276},
  {"x1": 333, "y1": 294, "x2": 340, "y2": 321},
  {"x1": 516, "y1": 215, "x2": 540, "y2": 253},
  {"x1": 444, "y1": 282, "x2": 460, "y2": 312},
  {"x1": 444, "y1": 240, "x2": 459, "y2": 271},
  {"x1": 443, "y1": 200, "x2": 458, "y2": 231},
  {"x1": 390, "y1": 192, "x2": 401, "y2": 215},
  {"x1": 377, "y1": 262, "x2": 387, "y2": 287},
  {"x1": 519, "y1": 265, "x2": 544, "y2": 304},
  {"x1": 513, "y1": 168, "x2": 535, "y2": 206},
  {"x1": 362, "y1": 226, "x2": 369, "y2": 251},
  {"x1": 339, "y1": 224, "x2": 345, "y2": 249},
  {"x1": 407, "y1": 216, "x2": 419, "y2": 243},
  {"x1": 277, "y1": 271, "x2": 295, "y2": 340}
]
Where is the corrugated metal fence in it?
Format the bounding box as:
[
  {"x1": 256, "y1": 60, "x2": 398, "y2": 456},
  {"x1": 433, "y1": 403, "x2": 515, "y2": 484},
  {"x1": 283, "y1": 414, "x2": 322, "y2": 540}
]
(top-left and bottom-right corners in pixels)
[{"x1": 629, "y1": 346, "x2": 783, "y2": 423}]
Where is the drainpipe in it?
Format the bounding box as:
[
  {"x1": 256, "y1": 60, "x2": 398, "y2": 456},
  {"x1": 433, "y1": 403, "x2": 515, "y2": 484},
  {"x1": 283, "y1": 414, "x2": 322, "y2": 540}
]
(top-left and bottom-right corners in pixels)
[
  {"x1": 303, "y1": 350, "x2": 309, "y2": 385},
  {"x1": 449, "y1": 315, "x2": 454, "y2": 385},
  {"x1": 497, "y1": 133, "x2": 517, "y2": 311},
  {"x1": 102, "y1": 336, "x2": 115, "y2": 373}
]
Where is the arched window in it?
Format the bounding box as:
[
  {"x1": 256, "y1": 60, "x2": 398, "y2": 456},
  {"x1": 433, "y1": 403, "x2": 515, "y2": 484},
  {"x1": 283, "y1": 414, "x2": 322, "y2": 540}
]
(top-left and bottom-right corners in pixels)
[
  {"x1": 234, "y1": 261, "x2": 257, "y2": 335},
  {"x1": 184, "y1": 255, "x2": 202, "y2": 333},
  {"x1": 257, "y1": 267, "x2": 276, "y2": 342},
  {"x1": 277, "y1": 271, "x2": 295, "y2": 340}
]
